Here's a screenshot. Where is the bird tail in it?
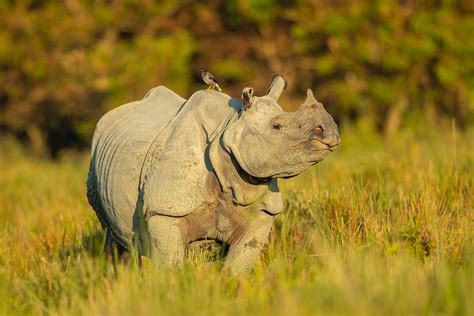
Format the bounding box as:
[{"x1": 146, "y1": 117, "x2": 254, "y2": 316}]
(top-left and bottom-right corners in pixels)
[{"x1": 215, "y1": 83, "x2": 222, "y2": 92}]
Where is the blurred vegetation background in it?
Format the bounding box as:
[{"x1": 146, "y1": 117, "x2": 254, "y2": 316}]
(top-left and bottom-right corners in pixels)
[{"x1": 0, "y1": 0, "x2": 473, "y2": 156}]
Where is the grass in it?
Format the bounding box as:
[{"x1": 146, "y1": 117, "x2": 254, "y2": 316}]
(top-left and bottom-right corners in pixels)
[{"x1": 0, "y1": 124, "x2": 473, "y2": 315}]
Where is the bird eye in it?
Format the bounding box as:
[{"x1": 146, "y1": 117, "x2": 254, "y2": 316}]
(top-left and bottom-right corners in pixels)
[{"x1": 272, "y1": 123, "x2": 283, "y2": 130}]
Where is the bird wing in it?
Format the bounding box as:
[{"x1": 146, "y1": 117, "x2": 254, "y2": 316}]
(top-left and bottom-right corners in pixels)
[{"x1": 208, "y1": 72, "x2": 218, "y2": 83}]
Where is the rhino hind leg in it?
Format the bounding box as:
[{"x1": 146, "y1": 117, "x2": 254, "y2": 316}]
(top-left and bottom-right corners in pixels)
[
  {"x1": 105, "y1": 229, "x2": 129, "y2": 257},
  {"x1": 87, "y1": 162, "x2": 129, "y2": 258}
]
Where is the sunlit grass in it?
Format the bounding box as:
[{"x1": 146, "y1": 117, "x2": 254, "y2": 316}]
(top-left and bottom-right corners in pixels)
[{"x1": 0, "y1": 125, "x2": 473, "y2": 315}]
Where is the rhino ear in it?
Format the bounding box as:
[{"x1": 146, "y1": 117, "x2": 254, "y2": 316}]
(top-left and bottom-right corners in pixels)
[
  {"x1": 267, "y1": 74, "x2": 287, "y2": 100},
  {"x1": 241, "y1": 86, "x2": 254, "y2": 110}
]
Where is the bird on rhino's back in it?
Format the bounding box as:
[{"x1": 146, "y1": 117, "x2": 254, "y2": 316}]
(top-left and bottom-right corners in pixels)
[
  {"x1": 201, "y1": 68, "x2": 222, "y2": 91},
  {"x1": 86, "y1": 74, "x2": 340, "y2": 274}
]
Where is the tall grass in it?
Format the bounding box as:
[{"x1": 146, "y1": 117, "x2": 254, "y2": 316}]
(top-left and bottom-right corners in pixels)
[{"x1": 0, "y1": 125, "x2": 472, "y2": 315}]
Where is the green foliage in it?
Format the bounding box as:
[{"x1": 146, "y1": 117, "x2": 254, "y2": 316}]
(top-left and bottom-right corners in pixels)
[
  {"x1": 0, "y1": 1, "x2": 196, "y2": 155},
  {"x1": 0, "y1": 127, "x2": 473, "y2": 314},
  {"x1": 225, "y1": 0, "x2": 279, "y2": 25},
  {"x1": 298, "y1": 1, "x2": 473, "y2": 129},
  {"x1": 0, "y1": 1, "x2": 473, "y2": 155}
]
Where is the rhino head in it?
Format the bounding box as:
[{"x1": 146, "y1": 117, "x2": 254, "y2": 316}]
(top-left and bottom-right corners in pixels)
[{"x1": 223, "y1": 75, "x2": 340, "y2": 179}]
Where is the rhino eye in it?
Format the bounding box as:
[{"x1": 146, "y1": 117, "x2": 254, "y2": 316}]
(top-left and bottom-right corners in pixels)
[{"x1": 272, "y1": 123, "x2": 283, "y2": 130}]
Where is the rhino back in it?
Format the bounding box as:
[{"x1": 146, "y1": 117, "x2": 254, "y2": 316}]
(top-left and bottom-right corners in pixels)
[{"x1": 87, "y1": 86, "x2": 186, "y2": 247}]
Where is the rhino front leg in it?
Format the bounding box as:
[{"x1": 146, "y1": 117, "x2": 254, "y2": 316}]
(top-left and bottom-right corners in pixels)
[
  {"x1": 224, "y1": 211, "x2": 275, "y2": 274},
  {"x1": 146, "y1": 215, "x2": 186, "y2": 266}
]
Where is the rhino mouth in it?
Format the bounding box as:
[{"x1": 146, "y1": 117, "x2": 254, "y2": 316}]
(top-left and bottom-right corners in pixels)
[
  {"x1": 310, "y1": 137, "x2": 340, "y2": 152},
  {"x1": 306, "y1": 144, "x2": 333, "y2": 164},
  {"x1": 306, "y1": 139, "x2": 332, "y2": 153}
]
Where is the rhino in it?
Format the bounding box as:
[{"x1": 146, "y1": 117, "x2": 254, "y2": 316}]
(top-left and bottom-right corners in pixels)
[{"x1": 86, "y1": 75, "x2": 340, "y2": 273}]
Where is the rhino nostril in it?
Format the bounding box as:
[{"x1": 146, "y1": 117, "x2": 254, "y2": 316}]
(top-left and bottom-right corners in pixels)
[{"x1": 312, "y1": 126, "x2": 324, "y2": 134}]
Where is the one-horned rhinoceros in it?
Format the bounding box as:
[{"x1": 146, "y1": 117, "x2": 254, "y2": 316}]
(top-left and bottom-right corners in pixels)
[{"x1": 86, "y1": 75, "x2": 340, "y2": 273}]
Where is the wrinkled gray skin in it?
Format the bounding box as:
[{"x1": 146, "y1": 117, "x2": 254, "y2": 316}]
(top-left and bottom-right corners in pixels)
[{"x1": 87, "y1": 75, "x2": 340, "y2": 273}]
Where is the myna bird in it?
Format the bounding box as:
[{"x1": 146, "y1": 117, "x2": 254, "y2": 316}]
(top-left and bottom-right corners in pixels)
[{"x1": 201, "y1": 68, "x2": 222, "y2": 91}]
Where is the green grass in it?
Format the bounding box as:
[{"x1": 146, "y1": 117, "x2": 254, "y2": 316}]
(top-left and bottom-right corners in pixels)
[{"x1": 0, "y1": 125, "x2": 473, "y2": 315}]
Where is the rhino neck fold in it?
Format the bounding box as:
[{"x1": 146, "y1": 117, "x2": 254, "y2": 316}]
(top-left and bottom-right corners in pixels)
[{"x1": 209, "y1": 135, "x2": 272, "y2": 206}]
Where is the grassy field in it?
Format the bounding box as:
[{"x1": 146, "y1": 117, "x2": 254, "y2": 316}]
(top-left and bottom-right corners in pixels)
[{"x1": 0, "y1": 124, "x2": 473, "y2": 315}]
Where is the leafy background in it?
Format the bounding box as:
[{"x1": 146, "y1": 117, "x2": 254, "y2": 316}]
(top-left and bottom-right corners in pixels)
[{"x1": 1, "y1": 0, "x2": 473, "y2": 156}]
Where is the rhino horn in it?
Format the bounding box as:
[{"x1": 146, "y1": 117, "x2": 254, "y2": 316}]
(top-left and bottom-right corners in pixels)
[
  {"x1": 267, "y1": 74, "x2": 288, "y2": 100},
  {"x1": 302, "y1": 88, "x2": 323, "y2": 109}
]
